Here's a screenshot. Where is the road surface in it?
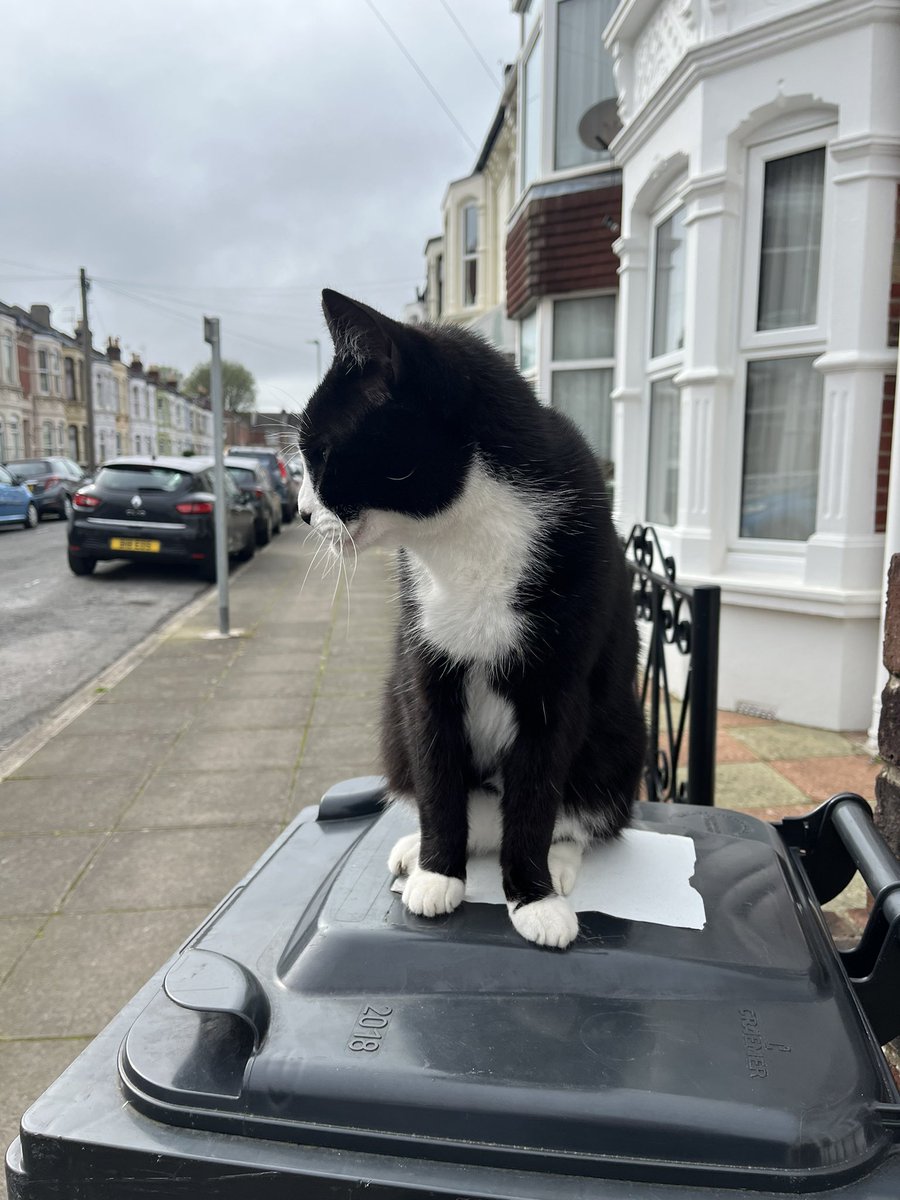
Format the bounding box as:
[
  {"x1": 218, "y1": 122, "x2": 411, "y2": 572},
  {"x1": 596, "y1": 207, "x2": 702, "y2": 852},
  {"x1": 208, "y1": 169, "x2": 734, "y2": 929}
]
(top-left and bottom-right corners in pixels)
[{"x1": 0, "y1": 517, "x2": 207, "y2": 754}]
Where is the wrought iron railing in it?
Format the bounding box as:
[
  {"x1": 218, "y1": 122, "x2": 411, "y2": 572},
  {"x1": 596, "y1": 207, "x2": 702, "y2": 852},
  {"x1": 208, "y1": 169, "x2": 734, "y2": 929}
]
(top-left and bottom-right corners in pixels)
[{"x1": 623, "y1": 524, "x2": 721, "y2": 806}]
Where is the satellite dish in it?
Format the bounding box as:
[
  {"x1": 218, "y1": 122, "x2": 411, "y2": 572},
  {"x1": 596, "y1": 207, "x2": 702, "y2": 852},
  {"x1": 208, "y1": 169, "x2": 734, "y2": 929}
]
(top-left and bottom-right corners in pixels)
[{"x1": 578, "y1": 98, "x2": 622, "y2": 153}]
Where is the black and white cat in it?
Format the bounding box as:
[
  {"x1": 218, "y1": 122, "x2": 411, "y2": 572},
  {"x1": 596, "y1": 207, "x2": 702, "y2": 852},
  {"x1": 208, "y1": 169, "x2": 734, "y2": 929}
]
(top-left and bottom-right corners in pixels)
[{"x1": 297, "y1": 290, "x2": 645, "y2": 949}]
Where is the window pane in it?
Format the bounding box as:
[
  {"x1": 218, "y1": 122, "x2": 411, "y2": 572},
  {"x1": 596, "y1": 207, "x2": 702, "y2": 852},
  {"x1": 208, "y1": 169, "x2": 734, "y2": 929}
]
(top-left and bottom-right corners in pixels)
[
  {"x1": 551, "y1": 368, "x2": 613, "y2": 476},
  {"x1": 463, "y1": 205, "x2": 478, "y2": 254},
  {"x1": 521, "y1": 32, "x2": 542, "y2": 188},
  {"x1": 647, "y1": 379, "x2": 680, "y2": 526},
  {"x1": 651, "y1": 208, "x2": 686, "y2": 357},
  {"x1": 464, "y1": 259, "x2": 477, "y2": 306},
  {"x1": 553, "y1": 295, "x2": 615, "y2": 361},
  {"x1": 740, "y1": 356, "x2": 822, "y2": 541},
  {"x1": 554, "y1": 0, "x2": 616, "y2": 171},
  {"x1": 757, "y1": 148, "x2": 824, "y2": 331},
  {"x1": 520, "y1": 311, "x2": 537, "y2": 372}
]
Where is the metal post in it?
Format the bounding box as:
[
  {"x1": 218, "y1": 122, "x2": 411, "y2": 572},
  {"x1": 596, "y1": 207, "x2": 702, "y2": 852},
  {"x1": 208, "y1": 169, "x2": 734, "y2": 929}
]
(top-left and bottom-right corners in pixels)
[
  {"x1": 204, "y1": 317, "x2": 229, "y2": 635},
  {"x1": 306, "y1": 338, "x2": 321, "y2": 383},
  {"x1": 79, "y1": 269, "x2": 95, "y2": 473},
  {"x1": 686, "y1": 586, "x2": 721, "y2": 807}
]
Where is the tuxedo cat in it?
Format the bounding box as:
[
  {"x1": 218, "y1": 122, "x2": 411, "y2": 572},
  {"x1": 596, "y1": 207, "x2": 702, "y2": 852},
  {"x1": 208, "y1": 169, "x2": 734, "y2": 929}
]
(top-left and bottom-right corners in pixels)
[{"x1": 297, "y1": 290, "x2": 645, "y2": 949}]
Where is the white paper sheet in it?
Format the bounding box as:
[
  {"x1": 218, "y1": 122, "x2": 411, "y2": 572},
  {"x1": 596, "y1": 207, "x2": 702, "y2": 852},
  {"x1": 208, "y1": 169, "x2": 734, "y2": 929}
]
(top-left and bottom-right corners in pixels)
[{"x1": 390, "y1": 828, "x2": 705, "y2": 930}]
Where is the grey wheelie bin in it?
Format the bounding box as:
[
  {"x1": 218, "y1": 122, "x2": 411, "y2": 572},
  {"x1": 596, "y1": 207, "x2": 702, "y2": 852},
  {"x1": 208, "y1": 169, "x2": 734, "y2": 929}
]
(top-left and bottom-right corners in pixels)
[{"x1": 6, "y1": 781, "x2": 900, "y2": 1198}]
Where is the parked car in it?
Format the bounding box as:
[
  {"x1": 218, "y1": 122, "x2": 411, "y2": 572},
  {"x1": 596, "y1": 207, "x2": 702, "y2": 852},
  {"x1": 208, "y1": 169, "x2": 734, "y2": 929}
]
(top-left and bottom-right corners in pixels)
[
  {"x1": 67, "y1": 456, "x2": 256, "y2": 580},
  {"x1": 0, "y1": 464, "x2": 39, "y2": 530},
  {"x1": 226, "y1": 447, "x2": 299, "y2": 523},
  {"x1": 224, "y1": 455, "x2": 282, "y2": 545},
  {"x1": 4, "y1": 456, "x2": 87, "y2": 520}
]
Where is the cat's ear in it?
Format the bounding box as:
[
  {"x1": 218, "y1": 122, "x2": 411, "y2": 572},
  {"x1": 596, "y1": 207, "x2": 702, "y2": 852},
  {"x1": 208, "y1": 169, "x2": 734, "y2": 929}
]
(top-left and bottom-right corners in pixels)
[{"x1": 321, "y1": 289, "x2": 400, "y2": 377}]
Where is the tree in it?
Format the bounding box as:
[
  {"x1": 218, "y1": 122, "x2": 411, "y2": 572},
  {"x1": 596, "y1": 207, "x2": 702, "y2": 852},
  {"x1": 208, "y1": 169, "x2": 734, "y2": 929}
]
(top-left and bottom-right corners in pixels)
[{"x1": 183, "y1": 360, "x2": 256, "y2": 412}]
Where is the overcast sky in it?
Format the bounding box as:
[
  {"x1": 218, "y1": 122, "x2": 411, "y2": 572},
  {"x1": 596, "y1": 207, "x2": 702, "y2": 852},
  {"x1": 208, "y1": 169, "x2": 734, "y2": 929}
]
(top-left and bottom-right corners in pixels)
[{"x1": 0, "y1": 0, "x2": 518, "y2": 413}]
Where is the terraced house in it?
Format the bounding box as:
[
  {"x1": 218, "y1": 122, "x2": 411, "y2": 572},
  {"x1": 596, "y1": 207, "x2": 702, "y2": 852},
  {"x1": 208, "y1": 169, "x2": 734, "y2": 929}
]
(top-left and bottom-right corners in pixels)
[{"x1": 417, "y1": 0, "x2": 900, "y2": 734}]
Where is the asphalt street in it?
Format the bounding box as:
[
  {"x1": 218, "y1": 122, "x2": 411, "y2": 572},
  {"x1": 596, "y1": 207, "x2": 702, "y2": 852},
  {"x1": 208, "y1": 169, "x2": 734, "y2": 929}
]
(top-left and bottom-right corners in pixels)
[{"x1": 0, "y1": 516, "x2": 207, "y2": 754}]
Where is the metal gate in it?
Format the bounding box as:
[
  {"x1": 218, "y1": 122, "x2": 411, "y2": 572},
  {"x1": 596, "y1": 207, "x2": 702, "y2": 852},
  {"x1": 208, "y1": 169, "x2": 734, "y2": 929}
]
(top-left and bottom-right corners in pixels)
[{"x1": 623, "y1": 524, "x2": 721, "y2": 806}]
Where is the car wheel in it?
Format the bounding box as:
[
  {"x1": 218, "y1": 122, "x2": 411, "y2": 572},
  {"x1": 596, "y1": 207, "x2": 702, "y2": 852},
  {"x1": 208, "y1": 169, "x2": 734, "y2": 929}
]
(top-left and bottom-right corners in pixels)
[
  {"x1": 61, "y1": 495, "x2": 73, "y2": 520},
  {"x1": 197, "y1": 559, "x2": 217, "y2": 583},
  {"x1": 67, "y1": 549, "x2": 96, "y2": 575},
  {"x1": 282, "y1": 503, "x2": 294, "y2": 524},
  {"x1": 257, "y1": 515, "x2": 272, "y2": 546},
  {"x1": 235, "y1": 527, "x2": 256, "y2": 563},
  {"x1": 24, "y1": 503, "x2": 39, "y2": 530}
]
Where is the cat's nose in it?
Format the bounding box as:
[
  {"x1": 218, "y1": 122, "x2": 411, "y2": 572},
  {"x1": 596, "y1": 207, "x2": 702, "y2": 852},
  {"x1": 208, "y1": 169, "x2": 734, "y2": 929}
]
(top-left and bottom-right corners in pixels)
[{"x1": 299, "y1": 509, "x2": 312, "y2": 525}]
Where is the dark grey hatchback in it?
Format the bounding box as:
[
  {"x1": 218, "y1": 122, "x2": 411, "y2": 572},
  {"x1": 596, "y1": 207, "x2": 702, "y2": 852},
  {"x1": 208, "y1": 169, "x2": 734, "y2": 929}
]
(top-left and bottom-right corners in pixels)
[{"x1": 67, "y1": 456, "x2": 256, "y2": 580}]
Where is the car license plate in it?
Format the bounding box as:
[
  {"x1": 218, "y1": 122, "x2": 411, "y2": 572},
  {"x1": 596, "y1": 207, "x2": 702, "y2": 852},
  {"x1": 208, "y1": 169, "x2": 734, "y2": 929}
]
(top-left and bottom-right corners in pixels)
[{"x1": 109, "y1": 537, "x2": 161, "y2": 553}]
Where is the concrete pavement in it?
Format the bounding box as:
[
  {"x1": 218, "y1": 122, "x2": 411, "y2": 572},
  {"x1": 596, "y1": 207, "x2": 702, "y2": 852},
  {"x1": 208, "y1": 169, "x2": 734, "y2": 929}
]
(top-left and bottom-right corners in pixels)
[{"x1": 0, "y1": 523, "x2": 885, "y2": 1194}]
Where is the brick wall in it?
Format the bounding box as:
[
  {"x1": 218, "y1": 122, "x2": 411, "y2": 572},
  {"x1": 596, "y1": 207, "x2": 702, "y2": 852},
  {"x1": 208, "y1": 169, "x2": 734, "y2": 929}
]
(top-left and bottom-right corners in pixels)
[
  {"x1": 506, "y1": 182, "x2": 622, "y2": 319},
  {"x1": 877, "y1": 554, "x2": 900, "y2": 854}
]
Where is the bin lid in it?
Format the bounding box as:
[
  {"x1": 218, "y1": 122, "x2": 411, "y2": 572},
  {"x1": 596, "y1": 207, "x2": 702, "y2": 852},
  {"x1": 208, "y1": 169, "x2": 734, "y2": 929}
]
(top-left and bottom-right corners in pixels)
[{"x1": 119, "y1": 791, "x2": 899, "y2": 1193}]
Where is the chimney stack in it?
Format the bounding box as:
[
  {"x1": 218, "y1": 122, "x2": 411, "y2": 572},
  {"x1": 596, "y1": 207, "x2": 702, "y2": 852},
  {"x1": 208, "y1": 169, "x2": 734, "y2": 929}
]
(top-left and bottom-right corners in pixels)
[{"x1": 29, "y1": 304, "x2": 52, "y2": 329}]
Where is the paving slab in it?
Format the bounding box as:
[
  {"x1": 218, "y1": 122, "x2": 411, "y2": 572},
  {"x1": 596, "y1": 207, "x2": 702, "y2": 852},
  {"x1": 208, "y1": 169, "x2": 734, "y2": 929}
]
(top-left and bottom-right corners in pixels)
[
  {"x1": 0, "y1": 774, "x2": 145, "y2": 835},
  {"x1": 728, "y1": 722, "x2": 864, "y2": 761},
  {"x1": 0, "y1": 834, "x2": 103, "y2": 917},
  {"x1": 0, "y1": 918, "x2": 43, "y2": 983},
  {"x1": 11, "y1": 732, "x2": 177, "y2": 780},
  {"x1": 770, "y1": 754, "x2": 879, "y2": 805},
  {"x1": 162, "y1": 728, "x2": 302, "y2": 772},
  {"x1": 714, "y1": 761, "x2": 809, "y2": 809},
  {"x1": 0, "y1": 907, "x2": 208, "y2": 1040},
  {"x1": 62, "y1": 824, "x2": 283, "y2": 913},
  {"x1": 187, "y1": 695, "x2": 314, "y2": 733},
  {"x1": 121, "y1": 767, "x2": 293, "y2": 828}
]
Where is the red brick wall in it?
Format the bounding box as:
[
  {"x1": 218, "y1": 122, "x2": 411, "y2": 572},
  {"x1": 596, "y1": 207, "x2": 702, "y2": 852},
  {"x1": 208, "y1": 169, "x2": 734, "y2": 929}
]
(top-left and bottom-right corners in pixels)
[
  {"x1": 875, "y1": 184, "x2": 900, "y2": 534},
  {"x1": 506, "y1": 183, "x2": 622, "y2": 318},
  {"x1": 877, "y1": 377, "x2": 896, "y2": 534}
]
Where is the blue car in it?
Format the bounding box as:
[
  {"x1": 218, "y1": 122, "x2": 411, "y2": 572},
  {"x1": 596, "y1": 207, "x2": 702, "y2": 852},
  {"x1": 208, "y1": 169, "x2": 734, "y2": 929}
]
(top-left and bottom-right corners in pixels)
[{"x1": 0, "y1": 463, "x2": 39, "y2": 529}]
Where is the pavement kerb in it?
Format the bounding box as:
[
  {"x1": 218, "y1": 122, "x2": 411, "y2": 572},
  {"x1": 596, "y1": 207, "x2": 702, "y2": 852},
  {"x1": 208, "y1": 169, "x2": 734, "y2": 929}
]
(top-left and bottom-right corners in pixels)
[{"x1": 0, "y1": 560, "x2": 258, "y2": 784}]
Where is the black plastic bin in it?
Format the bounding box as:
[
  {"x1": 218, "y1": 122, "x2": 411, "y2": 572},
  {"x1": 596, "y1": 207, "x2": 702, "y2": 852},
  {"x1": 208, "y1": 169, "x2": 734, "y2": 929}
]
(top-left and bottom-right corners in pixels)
[{"x1": 7, "y1": 781, "x2": 900, "y2": 1198}]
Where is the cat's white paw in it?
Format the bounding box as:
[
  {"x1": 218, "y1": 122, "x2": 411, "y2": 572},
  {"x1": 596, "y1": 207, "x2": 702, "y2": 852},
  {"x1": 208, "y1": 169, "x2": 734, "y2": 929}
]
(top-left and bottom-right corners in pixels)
[
  {"x1": 402, "y1": 867, "x2": 465, "y2": 918},
  {"x1": 548, "y1": 842, "x2": 583, "y2": 896},
  {"x1": 508, "y1": 895, "x2": 579, "y2": 948},
  {"x1": 387, "y1": 832, "x2": 420, "y2": 876}
]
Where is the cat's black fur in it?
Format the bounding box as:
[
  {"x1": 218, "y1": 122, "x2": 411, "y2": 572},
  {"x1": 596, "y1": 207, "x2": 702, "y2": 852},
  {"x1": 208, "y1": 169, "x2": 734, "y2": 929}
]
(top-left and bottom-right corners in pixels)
[{"x1": 297, "y1": 290, "x2": 645, "y2": 947}]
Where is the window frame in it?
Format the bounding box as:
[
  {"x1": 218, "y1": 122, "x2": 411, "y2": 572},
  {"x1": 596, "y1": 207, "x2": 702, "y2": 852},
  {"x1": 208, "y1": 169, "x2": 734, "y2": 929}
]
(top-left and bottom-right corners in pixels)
[
  {"x1": 552, "y1": 0, "x2": 617, "y2": 175},
  {"x1": 461, "y1": 202, "x2": 479, "y2": 308},
  {"x1": 739, "y1": 123, "x2": 835, "y2": 357},
  {"x1": 548, "y1": 290, "x2": 617, "y2": 471},
  {"x1": 644, "y1": 193, "x2": 687, "y2": 528},
  {"x1": 729, "y1": 121, "x2": 835, "y2": 553}
]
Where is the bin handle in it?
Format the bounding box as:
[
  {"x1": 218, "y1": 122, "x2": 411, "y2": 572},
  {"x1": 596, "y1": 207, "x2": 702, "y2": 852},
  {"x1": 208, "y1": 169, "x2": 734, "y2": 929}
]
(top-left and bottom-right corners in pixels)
[{"x1": 780, "y1": 794, "x2": 900, "y2": 1045}]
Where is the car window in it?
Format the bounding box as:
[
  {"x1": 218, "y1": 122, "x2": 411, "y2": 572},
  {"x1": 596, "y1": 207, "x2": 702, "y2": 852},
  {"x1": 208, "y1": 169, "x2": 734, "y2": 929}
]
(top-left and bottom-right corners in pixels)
[
  {"x1": 0, "y1": 465, "x2": 13, "y2": 485},
  {"x1": 6, "y1": 459, "x2": 48, "y2": 478},
  {"x1": 95, "y1": 465, "x2": 190, "y2": 492},
  {"x1": 222, "y1": 471, "x2": 240, "y2": 498},
  {"x1": 227, "y1": 466, "x2": 256, "y2": 487}
]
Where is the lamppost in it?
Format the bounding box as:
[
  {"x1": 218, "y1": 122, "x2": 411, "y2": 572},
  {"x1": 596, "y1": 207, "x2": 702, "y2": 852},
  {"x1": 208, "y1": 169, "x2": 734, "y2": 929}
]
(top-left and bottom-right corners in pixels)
[{"x1": 305, "y1": 338, "x2": 321, "y2": 384}]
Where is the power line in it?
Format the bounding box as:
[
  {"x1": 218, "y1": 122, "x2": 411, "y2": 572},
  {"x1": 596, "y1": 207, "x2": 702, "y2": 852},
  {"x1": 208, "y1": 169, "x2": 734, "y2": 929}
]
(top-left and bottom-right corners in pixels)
[
  {"x1": 360, "y1": 0, "x2": 477, "y2": 153},
  {"x1": 436, "y1": 0, "x2": 503, "y2": 89}
]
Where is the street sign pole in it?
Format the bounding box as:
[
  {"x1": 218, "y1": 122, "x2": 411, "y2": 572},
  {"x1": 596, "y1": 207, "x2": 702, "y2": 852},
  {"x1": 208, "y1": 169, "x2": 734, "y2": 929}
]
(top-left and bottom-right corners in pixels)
[{"x1": 203, "y1": 316, "x2": 229, "y2": 636}]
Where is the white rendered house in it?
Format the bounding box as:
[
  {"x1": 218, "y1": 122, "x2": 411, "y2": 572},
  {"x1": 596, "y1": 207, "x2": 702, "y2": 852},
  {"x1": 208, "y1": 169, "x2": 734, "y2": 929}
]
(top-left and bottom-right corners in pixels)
[{"x1": 604, "y1": 0, "x2": 900, "y2": 731}]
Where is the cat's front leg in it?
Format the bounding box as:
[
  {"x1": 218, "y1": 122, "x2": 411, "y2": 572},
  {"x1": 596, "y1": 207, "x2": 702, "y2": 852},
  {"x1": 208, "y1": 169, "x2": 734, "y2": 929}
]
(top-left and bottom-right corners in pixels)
[
  {"x1": 500, "y1": 712, "x2": 579, "y2": 949},
  {"x1": 399, "y1": 653, "x2": 469, "y2": 919}
]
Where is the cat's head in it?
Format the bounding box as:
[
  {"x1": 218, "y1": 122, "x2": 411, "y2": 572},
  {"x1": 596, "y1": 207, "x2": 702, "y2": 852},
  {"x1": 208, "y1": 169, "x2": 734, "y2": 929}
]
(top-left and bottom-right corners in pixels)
[{"x1": 295, "y1": 290, "x2": 474, "y2": 553}]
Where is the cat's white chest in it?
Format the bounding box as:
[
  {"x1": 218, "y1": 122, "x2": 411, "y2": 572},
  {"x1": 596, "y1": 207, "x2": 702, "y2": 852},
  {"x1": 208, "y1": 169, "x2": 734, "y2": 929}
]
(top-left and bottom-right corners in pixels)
[
  {"x1": 414, "y1": 570, "x2": 524, "y2": 663},
  {"x1": 405, "y1": 462, "x2": 541, "y2": 665}
]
